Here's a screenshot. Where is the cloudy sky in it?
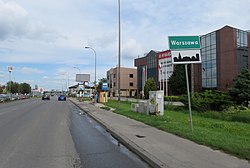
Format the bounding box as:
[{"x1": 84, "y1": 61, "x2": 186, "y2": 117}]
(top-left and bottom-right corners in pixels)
[{"x1": 0, "y1": 0, "x2": 249, "y2": 91}]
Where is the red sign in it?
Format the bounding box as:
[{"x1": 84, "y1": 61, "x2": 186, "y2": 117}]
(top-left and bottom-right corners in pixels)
[{"x1": 158, "y1": 50, "x2": 171, "y2": 60}]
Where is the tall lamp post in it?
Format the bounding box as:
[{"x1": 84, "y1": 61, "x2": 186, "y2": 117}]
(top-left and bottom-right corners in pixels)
[
  {"x1": 117, "y1": 0, "x2": 121, "y2": 108},
  {"x1": 73, "y1": 67, "x2": 81, "y2": 74},
  {"x1": 7, "y1": 66, "x2": 13, "y2": 99},
  {"x1": 85, "y1": 46, "x2": 97, "y2": 91}
]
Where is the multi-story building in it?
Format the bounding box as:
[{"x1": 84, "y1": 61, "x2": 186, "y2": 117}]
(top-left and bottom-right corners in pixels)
[
  {"x1": 134, "y1": 50, "x2": 158, "y2": 98},
  {"x1": 107, "y1": 67, "x2": 137, "y2": 97},
  {"x1": 194, "y1": 25, "x2": 250, "y2": 92}
]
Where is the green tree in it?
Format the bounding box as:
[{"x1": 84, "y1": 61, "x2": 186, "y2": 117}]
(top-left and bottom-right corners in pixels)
[
  {"x1": 229, "y1": 68, "x2": 250, "y2": 107},
  {"x1": 19, "y1": 83, "x2": 31, "y2": 94},
  {"x1": 144, "y1": 78, "x2": 157, "y2": 99},
  {"x1": 168, "y1": 65, "x2": 188, "y2": 95},
  {"x1": 6, "y1": 81, "x2": 19, "y2": 94},
  {"x1": 0, "y1": 85, "x2": 5, "y2": 94},
  {"x1": 97, "y1": 78, "x2": 108, "y2": 93}
]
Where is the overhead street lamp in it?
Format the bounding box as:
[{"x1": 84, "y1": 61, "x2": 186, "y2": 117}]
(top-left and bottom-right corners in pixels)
[
  {"x1": 7, "y1": 66, "x2": 13, "y2": 99},
  {"x1": 73, "y1": 67, "x2": 81, "y2": 74},
  {"x1": 85, "y1": 46, "x2": 97, "y2": 91}
]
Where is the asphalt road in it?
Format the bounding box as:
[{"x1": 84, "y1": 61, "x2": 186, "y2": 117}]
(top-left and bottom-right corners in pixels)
[
  {"x1": 70, "y1": 101, "x2": 149, "y2": 168},
  {"x1": 0, "y1": 97, "x2": 149, "y2": 168}
]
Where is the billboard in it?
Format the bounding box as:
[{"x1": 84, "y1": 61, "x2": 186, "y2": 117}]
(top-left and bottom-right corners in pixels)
[{"x1": 76, "y1": 74, "x2": 90, "y2": 82}]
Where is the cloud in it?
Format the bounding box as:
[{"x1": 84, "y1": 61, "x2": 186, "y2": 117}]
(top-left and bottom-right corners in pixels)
[
  {"x1": 0, "y1": 0, "x2": 64, "y2": 42},
  {"x1": 19, "y1": 67, "x2": 44, "y2": 74},
  {"x1": 22, "y1": 79, "x2": 34, "y2": 84},
  {"x1": 123, "y1": 38, "x2": 143, "y2": 60},
  {"x1": 0, "y1": 0, "x2": 28, "y2": 40},
  {"x1": 1, "y1": 0, "x2": 250, "y2": 90}
]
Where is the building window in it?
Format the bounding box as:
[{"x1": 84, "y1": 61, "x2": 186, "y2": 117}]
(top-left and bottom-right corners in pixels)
[
  {"x1": 236, "y1": 29, "x2": 249, "y2": 73},
  {"x1": 114, "y1": 82, "x2": 116, "y2": 87},
  {"x1": 114, "y1": 74, "x2": 116, "y2": 78},
  {"x1": 130, "y1": 82, "x2": 133, "y2": 87},
  {"x1": 129, "y1": 74, "x2": 133, "y2": 78},
  {"x1": 201, "y1": 32, "x2": 217, "y2": 88}
]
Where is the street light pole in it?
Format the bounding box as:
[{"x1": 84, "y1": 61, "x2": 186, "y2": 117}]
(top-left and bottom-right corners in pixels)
[
  {"x1": 118, "y1": 0, "x2": 121, "y2": 109},
  {"x1": 73, "y1": 67, "x2": 80, "y2": 74},
  {"x1": 7, "y1": 66, "x2": 13, "y2": 99},
  {"x1": 85, "y1": 46, "x2": 97, "y2": 91}
]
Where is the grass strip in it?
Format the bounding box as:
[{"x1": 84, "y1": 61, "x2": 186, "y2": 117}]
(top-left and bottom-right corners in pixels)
[{"x1": 105, "y1": 100, "x2": 250, "y2": 161}]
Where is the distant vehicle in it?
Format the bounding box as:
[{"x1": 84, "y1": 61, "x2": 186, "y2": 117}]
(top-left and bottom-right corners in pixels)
[
  {"x1": 0, "y1": 94, "x2": 9, "y2": 102},
  {"x1": 42, "y1": 94, "x2": 50, "y2": 100},
  {"x1": 5, "y1": 93, "x2": 18, "y2": 101},
  {"x1": 19, "y1": 94, "x2": 27, "y2": 100},
  {"x1": 58, "y1": 95, "x2": 66, "y2": 101}
]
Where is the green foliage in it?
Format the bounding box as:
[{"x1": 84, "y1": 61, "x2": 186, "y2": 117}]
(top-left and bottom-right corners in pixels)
[
  {"x1": 164, "y1": 96, "x2": 180, "y2": 102},
  {"x1": 0, "y1": 85, "x2": 5, "y2": 94},
  {"x1": 78, "y1": 97, "x2": 91, "y2": 102},
  {"x1": 144, "y1": 78, "x2": 157, "y2": 99},
  {"x1": 18, "y1": 83, "x2": 31, "y2": 94},
  {"x1": 97, "y1": 78, "x2": 108, "y2": 92},
  {"x1": 6, "y1": 81, "x2": 19, "y2": 93},
  {"x1": 105, "y1": 99, "x2": 250, "y2": 160},
  {"x1": 196, "y1": 107, "x2": 250, "y2": 123},
  {"x1": 180, "y1": 90, "x2": 233, "y2": 112},
  {"x1": 229, "y1": 68, "x2": 250, "y2": 107},
  {"x1": 168, "y1": 65, "x2": 187, "y2": 95},
  {"x1": 6, "y1": 81, "x2": 31, "y2": 94}
]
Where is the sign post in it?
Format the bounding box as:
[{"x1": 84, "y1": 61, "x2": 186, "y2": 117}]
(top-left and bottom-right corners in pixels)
[
  {"x1": 102, "y1": 82, "x2": 109, "y2": 105},
  {"x1": 169, "y1": 36, "x2": 201, "y2": 132}
]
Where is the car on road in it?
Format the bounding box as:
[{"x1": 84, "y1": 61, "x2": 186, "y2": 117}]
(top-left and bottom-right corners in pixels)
[
  {"x1": 58, "y1": 95, "x2": 66, "y2": 101},
  {"x1": 42, "y1": 94, "x2": 50, "y2": 100},
  {"x1": 0, "y1": 94, "x2": 9, "y2": 102}
]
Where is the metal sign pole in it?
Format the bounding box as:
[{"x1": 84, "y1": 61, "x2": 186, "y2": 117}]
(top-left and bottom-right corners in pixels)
[
  {"x1": 160, "y1": 69, "x2": 162, "y2": 90},
  {"x1": 185, "y1": 64, "x2": 193, "y2": 132},
  {"x1": 104, "y1": 91, "x2": 106, "y2": 106}
]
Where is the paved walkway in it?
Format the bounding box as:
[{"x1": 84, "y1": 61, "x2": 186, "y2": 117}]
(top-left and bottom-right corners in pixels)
[{"x1": 69, "y1": 98, "x2": 250, "y2": 168}]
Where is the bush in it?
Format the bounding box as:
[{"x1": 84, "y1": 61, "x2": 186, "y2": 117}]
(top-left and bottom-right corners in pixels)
[
  {"x1": 180, "y1": 90, "x2": 233, "y2": 112},
  {"x1": 231, "y1": 114, "x2": 250, "y2": 123},
  {"x1": 226, "y1": 106, "x2": 250, "y2": 123},
  {"x1": 144, "y1": 78, "x2": 157, "y2": 99},
  {"x1": 164, "y1": 96, "x2": 180, "y2": 102}
]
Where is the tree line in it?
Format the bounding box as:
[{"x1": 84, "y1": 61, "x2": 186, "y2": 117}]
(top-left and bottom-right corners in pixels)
[{"x1": 0, "y1": 81, "x2": 31, "y2": 94}]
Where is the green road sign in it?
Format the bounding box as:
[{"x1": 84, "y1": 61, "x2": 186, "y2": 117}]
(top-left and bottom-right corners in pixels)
[{"x1": 169, "y1": 36, "x2": 200, "y2": 50}]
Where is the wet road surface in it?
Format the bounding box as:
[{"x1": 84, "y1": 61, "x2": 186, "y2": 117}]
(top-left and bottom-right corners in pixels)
[
  {"x1": 69, "y1": 102, "x2": 150, "y2": 168},
  {"x1": 0, "y1": 97, "x2": 149, "y2": 168}
]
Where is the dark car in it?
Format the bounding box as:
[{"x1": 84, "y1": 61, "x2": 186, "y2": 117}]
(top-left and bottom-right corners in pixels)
[
  {"x1": 42, "y1": 94, "x2": 50, "y2": 100},
  {"x1": 58, "y1": 95, "x2": 66, "y2": 101}
]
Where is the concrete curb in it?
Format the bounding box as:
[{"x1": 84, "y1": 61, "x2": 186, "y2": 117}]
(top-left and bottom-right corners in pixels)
[{"x1": 69, "y1": 99, "x2": 165, "y2": 168}]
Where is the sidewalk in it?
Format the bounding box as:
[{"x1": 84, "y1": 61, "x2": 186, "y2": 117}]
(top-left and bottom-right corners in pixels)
[{"x1": 69, "y1": 98, "x2": 250, "y2": 168}]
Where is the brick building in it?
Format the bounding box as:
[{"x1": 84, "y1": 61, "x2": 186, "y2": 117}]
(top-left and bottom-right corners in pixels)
[{"x1": 194, "y1": 25, "x2": 250, "y2": 92}]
